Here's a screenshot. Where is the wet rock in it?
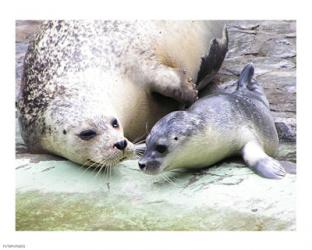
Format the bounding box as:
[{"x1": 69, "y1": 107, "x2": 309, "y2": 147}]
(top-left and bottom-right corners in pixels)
[
  {"x1": 15, "y1": 20, "x2": 41, "y2": 42},
  {"x1": 15, "y1": 21, "x2": 41, "y2": 99},
  {"x1": 275, "y1": 122, "x2": 296, "y2": 142},
  {"x1": 259, "y1": 38, "x2": 296, "y2": 59},
  {"x1": 16, "y1": 154, "x2": 296, "y2": 231}
]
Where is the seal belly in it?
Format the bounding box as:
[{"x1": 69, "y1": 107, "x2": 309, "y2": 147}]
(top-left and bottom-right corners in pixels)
[{"x1": 165, "y1": 126, "x2": 238, "y2": 170}]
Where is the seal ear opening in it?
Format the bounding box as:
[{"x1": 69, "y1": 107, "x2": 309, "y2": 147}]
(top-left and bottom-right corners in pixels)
[{"x1": 237, "y1": 63, "x2": 254, "y2": 90}]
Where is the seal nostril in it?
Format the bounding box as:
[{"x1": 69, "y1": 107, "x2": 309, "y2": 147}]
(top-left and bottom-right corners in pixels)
[
  {"x1": 114, "y1": 140, "x2": 127, "y2": 150},
  {"x1": 138, "y1": 162, "x2": 146, "y2": 170}
]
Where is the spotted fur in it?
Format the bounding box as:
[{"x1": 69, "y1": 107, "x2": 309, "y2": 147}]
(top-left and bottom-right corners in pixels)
[{"x1": 17, "y1": 20, "x2": 227, "y2": 165}]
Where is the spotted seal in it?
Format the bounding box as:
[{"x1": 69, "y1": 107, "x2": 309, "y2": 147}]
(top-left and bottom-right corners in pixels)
[
  {"x1": 17, "y1": 20, "x2": 228, "y2": 167},
  {"x1": 138, "y1": 64, "x2": 296, "y2": 179}
]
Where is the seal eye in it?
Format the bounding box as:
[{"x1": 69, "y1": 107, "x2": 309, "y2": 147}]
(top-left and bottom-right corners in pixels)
[
  {"x1": 155, "y1": 144, "x2": 167, "y2": 154},
  {"x1": 78, "y1": 129, "x2": 97, "y2": 140},
  {"x1": 111, "y1": 118, "x2": 119, "y2": 128}
]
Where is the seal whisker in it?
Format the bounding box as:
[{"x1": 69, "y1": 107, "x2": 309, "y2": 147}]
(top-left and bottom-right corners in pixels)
[
  {"x1": 97, "y1": 159, "x2": 108, "y2": 177},
  {"x1": 92, "y1": 163, "x2": 102, "y2": 179},
  {"x1": 95, "y1": 164, "x2": 105, "y2": 178},
  {"x1": 78, "y1": 159, "x2": 92, "y2": 173},
  {"x1": 145, "y1": 121, "x2": 149, "y2": 134},
  {"x1": 103, "y1": 162, "x2": 110, "y2": 181},
  {"x1": 89, "y1": 158, "x2": 107, "y2": 177},
  {"x1": 160, "y1": 173, "x2": 180, "y2": 187},
  {"x1": 134, "y1": 138, "x2": 146, "y2": 145},
  {"x1": 79, "y1": 159, "x2": 101, "y2": 177},
  {"x1": 109, "y1": 165, "x2": 112, "y2": 182}
]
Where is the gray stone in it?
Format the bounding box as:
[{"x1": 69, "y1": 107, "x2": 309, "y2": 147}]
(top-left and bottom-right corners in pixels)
[{"x1": 275, "y1": 122, "x2": 296, "y2": 142}]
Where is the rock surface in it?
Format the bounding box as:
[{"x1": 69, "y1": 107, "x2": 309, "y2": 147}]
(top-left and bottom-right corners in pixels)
[
  {"x1": 15, "y1": 20, "x2": 296, "y2": 231},
  {"x1": 16, "y1": 156, "x2": 295, "y2": 231}
]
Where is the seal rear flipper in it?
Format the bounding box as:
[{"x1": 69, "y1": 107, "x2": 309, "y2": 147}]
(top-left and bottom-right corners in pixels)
[
  {"x1": 196, "y1": 26, "x2": 228, "y2": 91},
  {"x1": 241, "y1": 141, "x2": 286, "y2": 179},
  {"x1": 252, "y1": 158, "x2": 286, "y2": 179},
  {"x1": 279, "y1": 160, "x2": 296, "y2": 174},
  {"x1": 236, "y1": 63, "x2": 254, "y2": 90},
  {"x1": 236, "y1": 63, "x2": 270, "y2": 107}
]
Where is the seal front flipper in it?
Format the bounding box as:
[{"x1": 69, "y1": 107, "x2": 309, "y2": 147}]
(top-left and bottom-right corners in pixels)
[
  {"x1": 241, "y1": 141, "x2": 286, "y2": 179},
  {"x1": 149, "y1": 65, "x2": 198, "y2": 105},
  {"x1": 196, "y1": 26, "x2": 228, "y2": 91}
]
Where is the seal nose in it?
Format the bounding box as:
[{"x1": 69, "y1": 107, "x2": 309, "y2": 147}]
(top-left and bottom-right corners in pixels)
[
  {"x1": 114, "y1": 140, "x2": 127, "y2": 150},
  {"x1": 138, "y1": 161, "x2": 146, "y2": 170}
]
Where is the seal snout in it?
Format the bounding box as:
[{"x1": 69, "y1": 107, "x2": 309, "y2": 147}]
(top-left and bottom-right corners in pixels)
[
  {"x1": 114, "y1": 139, "x2": 128, "y2": 150},
  {"x1": 138, "y1": 158, "x2": 161, "y2": 174},
  {"x1": 138, "y1": 160, "x2": 146, "y2": 170}
]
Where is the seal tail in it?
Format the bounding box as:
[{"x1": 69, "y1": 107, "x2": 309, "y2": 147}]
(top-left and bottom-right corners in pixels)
[{"x1": 237, "y1": 63, "x2": 254, "y2": 90}]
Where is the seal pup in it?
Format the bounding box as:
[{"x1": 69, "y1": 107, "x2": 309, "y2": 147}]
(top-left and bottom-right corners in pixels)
[
  {"x1": 17, "y1": 20, "x2": 228, "y2": 167},
  {"x1": 139, "y1": 64, "x2": 295, "y2": 179}
]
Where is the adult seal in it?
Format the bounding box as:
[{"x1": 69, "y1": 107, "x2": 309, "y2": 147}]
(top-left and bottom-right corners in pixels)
[
  {"x1": 139, "y1": 64, "x2": 296, "y2": 179},
  {"x1": 17, "y1": 20, "x2": 228, "y2": 167}
]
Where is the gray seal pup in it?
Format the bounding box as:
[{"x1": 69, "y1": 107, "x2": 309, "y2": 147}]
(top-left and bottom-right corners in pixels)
[
  {"x1": 17, "y1": 20, "x2": 228, "y2": 167},
  {"x1": 139, "y1": 64, "x2": 295, "y2": 179}
]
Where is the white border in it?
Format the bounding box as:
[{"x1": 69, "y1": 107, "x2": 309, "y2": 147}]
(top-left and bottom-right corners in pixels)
[{"x1": 1, "y1": 0, "x2": 312, "y2": 249}]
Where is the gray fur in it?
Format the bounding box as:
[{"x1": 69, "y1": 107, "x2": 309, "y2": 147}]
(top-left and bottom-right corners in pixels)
[{"x1": 140, "y1": 64, "x2": 294, "y2": 179}]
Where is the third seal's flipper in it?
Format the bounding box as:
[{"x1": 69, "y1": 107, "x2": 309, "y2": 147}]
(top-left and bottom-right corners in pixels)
[{"x1": 196, "y1": 26, "x2": 228, "y2": 91}]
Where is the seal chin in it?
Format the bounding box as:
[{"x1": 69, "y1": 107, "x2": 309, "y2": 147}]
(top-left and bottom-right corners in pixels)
[{"x1": 142, "y1": 167, "x2": 162, "y2": 176}]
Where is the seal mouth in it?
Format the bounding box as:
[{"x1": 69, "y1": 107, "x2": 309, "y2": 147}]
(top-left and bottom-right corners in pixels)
[{"x1": 86, "y1": 154, "x2": 129, "y2": 167}]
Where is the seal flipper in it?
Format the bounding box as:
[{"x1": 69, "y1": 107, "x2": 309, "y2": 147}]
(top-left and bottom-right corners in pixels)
[
  {"x1": 253, "y1": 158, "x2": 286, "y2": 179},
  {"x1": 241, "y1": 141, "x2": 286, "y2": 179},
  {"x1": 279, "y1": 160, "x2": 296, "y2": 174},
  {"x1": 236, "y1": 63, "x2": 255, "y2": 90},
  {"x1": 196, "y1": 26, "x2": 228, "y2": 91},
  {"x1": 236, "y1": 63, "x2": 270, "y2": 107}
]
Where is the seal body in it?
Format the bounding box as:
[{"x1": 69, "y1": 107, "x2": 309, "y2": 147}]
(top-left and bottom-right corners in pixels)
[
  {"x1": 139, "y1": 64, "x2": 288, "y2": 179},
  {"x1": 17, "y1": 20, "x2": 227, "y2": 167}
]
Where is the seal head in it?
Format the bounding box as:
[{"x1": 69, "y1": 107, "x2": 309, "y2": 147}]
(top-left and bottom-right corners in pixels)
[{"x1": 138, "y1": 111, "x2": 205, "y2": 174}]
